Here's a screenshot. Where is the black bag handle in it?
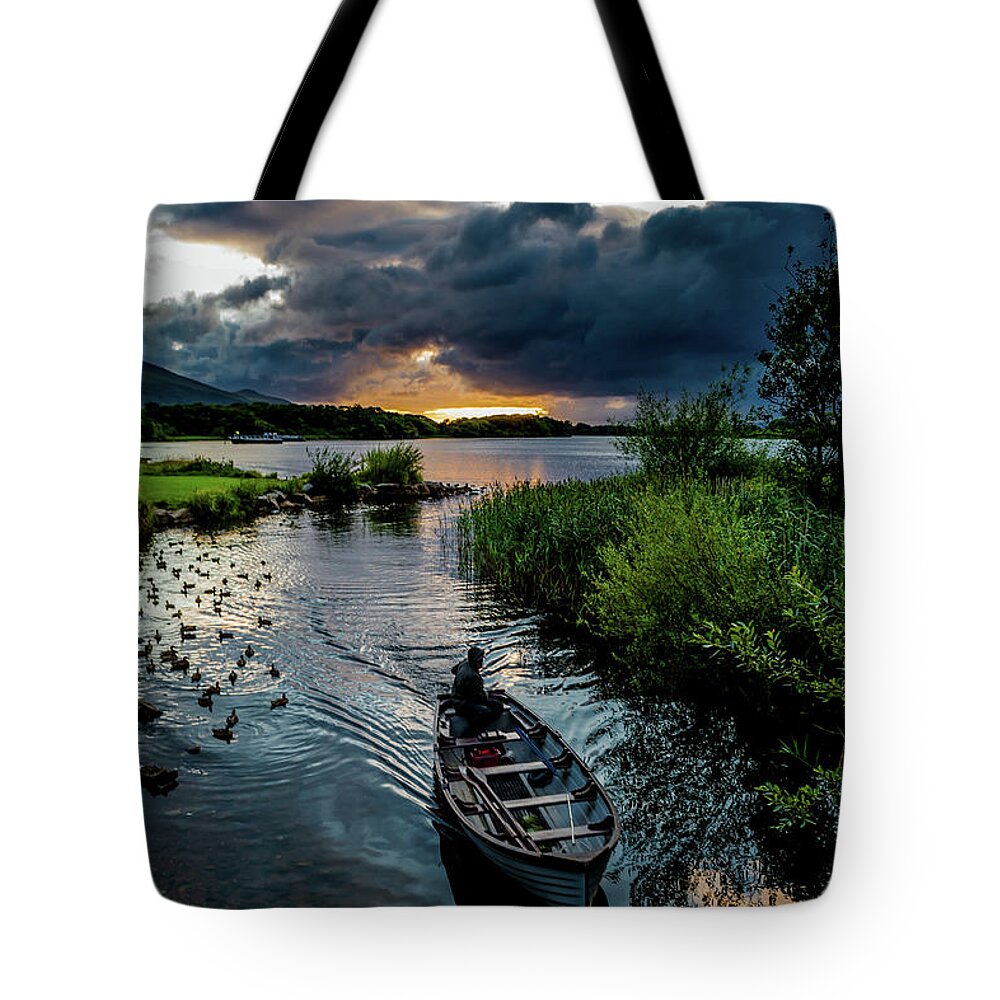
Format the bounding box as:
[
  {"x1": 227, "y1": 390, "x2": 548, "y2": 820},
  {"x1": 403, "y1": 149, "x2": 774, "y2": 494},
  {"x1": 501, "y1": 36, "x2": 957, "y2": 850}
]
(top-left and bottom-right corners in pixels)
[{"x1": 255, "y1": 0, "x2": 703, "y2": 201}]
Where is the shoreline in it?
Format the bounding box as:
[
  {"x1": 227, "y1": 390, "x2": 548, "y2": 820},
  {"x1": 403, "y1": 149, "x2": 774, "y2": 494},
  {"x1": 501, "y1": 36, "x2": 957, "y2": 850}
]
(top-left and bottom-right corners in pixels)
[{"x1": 145, "y1": 480, "x2": 483, "y2": 535}]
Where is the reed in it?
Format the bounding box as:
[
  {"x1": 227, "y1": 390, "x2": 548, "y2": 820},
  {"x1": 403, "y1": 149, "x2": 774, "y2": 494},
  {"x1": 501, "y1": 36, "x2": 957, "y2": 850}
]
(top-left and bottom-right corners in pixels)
[{"x1": 356, "y1": 442, "x2": 425, "y2": 486}]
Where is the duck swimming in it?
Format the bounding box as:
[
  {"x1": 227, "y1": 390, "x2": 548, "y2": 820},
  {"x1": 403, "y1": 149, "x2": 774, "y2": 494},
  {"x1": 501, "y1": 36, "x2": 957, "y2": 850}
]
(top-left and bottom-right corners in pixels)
[
  {"x1": 267, "y1": 664, "x2": 280, "y2": 678},
  {"x1": 212, "y1": 727, "x2": 234, "y2": 743},
  {"x1": 270, "y1": 694, "x2": 288, "y2": 709},
  {"x1": 226, "y1": 708, "x2": 239, "y2": 728},
  {"x1": 228, "y1": 669, "x2": 238, "y2": 685}
]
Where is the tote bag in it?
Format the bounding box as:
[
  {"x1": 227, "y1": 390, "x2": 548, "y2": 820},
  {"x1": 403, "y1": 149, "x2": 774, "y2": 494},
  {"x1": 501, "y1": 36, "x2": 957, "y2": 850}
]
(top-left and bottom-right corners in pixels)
[{"x1": 139, "y1": 0, "x2": 843, "y2": 908}]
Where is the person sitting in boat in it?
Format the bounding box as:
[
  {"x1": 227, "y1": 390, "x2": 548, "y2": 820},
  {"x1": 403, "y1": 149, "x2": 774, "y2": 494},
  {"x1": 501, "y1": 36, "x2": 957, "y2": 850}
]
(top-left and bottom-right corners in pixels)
[{"x1": 451, "y1": 646, "x2": 502, "y2": 724}]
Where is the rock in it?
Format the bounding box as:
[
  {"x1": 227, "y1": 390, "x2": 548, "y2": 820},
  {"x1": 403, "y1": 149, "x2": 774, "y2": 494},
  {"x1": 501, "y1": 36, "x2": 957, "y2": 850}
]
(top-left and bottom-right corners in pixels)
[
  {"x1": 288, "y1": 492, "x2": 313, "y2": 505},
  {"x1": 169, "y1": 507, "x2": 195, "y2": 526},
  {"x1": 256, "y1": 495, "x2": 281, "y2": 513},
  {"x1": 301, "y1": 482, "x2": 314, "y2": 493},
  {"x1": 138, "y1": 699, "x2": 162, "y2": 724},
  {"x1": 140, "y1": 763, "x2": 179, "y2": 795}
]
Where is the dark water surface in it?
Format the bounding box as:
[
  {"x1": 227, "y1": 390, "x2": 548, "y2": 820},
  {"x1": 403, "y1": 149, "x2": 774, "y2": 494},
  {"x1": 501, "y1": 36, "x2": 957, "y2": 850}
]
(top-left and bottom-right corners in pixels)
[{"x1": 139, "y1": 439, "x2": 823, "y2": 906}]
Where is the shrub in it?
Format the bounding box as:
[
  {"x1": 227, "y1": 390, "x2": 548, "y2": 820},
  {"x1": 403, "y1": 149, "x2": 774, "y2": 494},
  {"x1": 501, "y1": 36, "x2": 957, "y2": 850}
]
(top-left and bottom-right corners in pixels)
[
  {"x1": 187, "y1": 480, "x2": 261, "y2": 530},
  {"x1": 306, "y1": 446, "x2": 358, "y2": 499},
  {"x1": 617, "y1": 367, "x2": 756, "y2": 482},
  {"x1": 357, "y1": 442, "x2": 425, "y2": 485},
  {"x1": 583, "y1": 484, "x2": 789, "y2": 678}
]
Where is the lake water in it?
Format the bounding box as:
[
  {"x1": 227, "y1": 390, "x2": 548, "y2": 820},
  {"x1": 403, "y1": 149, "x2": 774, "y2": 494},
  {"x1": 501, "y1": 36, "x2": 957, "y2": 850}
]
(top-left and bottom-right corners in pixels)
[{"x1": 138, "y1": 438, "x2": 826, "y2": 906}]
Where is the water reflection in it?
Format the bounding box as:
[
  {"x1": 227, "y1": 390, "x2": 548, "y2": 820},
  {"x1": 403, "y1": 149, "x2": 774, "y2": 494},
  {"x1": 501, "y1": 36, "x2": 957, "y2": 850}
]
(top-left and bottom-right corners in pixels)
[
  {"x1": 139, "y1": 458, "x2": 831, "y2": 907},
  {"x1": 363, "y1": 502, "x2": 422, "y2": 536}
]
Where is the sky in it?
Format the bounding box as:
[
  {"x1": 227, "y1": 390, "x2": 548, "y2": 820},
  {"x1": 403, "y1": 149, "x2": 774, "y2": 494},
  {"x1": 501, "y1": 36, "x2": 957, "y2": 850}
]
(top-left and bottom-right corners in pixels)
[{"x1": 143, "y1": 200, "x2": 832, "y2": 423}]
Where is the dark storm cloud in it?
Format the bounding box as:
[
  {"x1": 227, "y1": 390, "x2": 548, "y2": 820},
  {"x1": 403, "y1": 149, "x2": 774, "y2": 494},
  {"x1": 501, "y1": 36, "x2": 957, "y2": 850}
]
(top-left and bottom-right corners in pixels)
[{"x1": 145, "y1": 200, "x2": 832, "y2": 405}]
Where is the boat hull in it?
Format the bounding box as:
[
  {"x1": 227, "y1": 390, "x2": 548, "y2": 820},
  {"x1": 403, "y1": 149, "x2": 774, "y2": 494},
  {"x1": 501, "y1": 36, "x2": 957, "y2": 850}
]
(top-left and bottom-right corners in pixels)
[
  {"x1": 434, "y1": 691, "x2": 619, "y2": 907},
  {"x1": 467, "y1": 830, "x2": 607, "y2": 906}
]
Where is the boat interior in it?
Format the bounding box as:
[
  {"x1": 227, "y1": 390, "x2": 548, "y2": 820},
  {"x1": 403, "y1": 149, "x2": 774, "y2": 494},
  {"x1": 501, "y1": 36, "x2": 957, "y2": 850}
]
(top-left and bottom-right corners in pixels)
[{"x1": 436, "y1": 696, "x2": 616, "y2": 857}]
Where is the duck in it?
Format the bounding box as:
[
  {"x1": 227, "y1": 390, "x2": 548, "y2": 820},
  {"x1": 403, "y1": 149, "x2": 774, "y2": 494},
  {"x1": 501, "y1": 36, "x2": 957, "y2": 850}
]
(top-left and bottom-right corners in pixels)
[
  {"x1": 228, "y1": 669, "x2": 238, "y2": 685},
  {"x1": 258, "y1": 616, "x2": 273, "y2": 627},
  {"x1": 218, "y1": 629, "x2": 234, "y2": 642},
  {"x1": 204, "y1": 681, "x2": 222, "y2": 696},
  {"x1": 270, "y1": 694, "x2": 288, "y2": 710},
  {"x1": 226, "y1": 708, "x2": 239, "y2": 729},
  {"x1": 237, "y1": 655, "x2": 246, "y2": 668},
  {"x1": 145, "y1": 661, "x2": 156, "y2": 674},
  {"x1": 154, "y1": 630, "x2": 161, "y2": 644},
  {"x1": 245, "y1": 644, "x2": 255, "y2": 658},
  {"x1": 165, "y1": 601, "x2": 175, "y2": 610},
  {"x1": 191, "y1": 667, "x2": 202, "y2": 682},
  {"x1": 212, "y1": 727, "x2": 234, "y2": 743},
  {"x1": 160, "y1": 646, "x2": 178, "y2": 662},
  {"x1": 197, "y1": 693, "x2": 213, "y2": 708},
  {"x1": 268, "y1": 664, "x2": 280, "y2": 678}
]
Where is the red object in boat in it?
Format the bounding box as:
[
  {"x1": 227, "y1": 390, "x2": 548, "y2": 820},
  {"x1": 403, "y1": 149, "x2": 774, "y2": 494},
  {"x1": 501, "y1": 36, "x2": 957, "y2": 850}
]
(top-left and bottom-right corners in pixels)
[{"x1": 468, "y1": 746, "x2": 504, "y2": 767}]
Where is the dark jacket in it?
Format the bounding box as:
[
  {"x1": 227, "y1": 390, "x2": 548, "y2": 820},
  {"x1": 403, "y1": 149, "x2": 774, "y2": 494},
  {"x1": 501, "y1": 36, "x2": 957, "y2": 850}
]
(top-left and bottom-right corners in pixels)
[{"x1": 451, "y1": 658, "x2": 486, "y2": 703}]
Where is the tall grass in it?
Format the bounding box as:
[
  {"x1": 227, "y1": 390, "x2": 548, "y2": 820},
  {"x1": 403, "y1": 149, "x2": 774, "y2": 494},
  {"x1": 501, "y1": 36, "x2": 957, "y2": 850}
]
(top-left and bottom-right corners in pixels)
[
  {"x1": 187, "y1": 481, "x2": 263, "y2": 530},
  {"x1": 306, "y1": 446, "x2": 358, "y2": 499},
  {"x1": 357, "y1": 443, "x2": 424, "y2": 485},
  {"x1": 457, "y1": 476, "x2": 647, "y2": 613}
]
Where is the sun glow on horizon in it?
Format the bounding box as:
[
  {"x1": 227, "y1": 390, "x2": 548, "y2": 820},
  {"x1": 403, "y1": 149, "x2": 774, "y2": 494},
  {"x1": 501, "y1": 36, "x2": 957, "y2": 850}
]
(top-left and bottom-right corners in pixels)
[{"x1": 424, "y1": 406, "x2": 548, "y2": 422}]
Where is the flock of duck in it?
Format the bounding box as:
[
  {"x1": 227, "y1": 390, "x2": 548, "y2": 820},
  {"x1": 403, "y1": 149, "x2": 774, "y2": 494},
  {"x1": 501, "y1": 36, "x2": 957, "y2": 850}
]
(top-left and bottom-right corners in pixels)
[{"x1": 138, "y1": 533, "x2": 292, "y2": 789}]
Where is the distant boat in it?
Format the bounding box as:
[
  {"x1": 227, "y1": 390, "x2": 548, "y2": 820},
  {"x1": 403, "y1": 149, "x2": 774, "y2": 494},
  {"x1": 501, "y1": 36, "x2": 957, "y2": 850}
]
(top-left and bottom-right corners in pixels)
[
  {"x1": 434, "y1": 690, "x2": 619, "y2": 905},
  {"x1": 229, "y1": 432, "x2": 283, "y2": 444}
]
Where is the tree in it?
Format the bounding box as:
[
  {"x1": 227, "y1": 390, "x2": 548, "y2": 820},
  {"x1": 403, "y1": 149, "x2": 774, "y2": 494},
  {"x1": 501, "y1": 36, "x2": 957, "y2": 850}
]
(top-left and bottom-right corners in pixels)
[
  {"x1": 618, "y1": 366, "x2": 753, "y2": 481},
  {"x1": 757, "y1": 215, "x2": 841, "y2": 507}
]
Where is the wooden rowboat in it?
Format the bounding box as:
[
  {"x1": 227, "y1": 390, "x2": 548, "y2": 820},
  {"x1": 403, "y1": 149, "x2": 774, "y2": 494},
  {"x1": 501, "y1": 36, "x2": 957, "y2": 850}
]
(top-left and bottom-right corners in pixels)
[{"x1": 433, "y1": 690, "x2": 620, "y2": 906}]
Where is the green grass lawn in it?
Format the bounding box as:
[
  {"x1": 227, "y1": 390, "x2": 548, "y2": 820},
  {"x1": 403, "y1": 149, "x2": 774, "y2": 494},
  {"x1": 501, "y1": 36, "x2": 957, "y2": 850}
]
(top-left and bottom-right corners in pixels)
[{"x1": 139, "y1": 475, "x2": 272, "y2": 507}]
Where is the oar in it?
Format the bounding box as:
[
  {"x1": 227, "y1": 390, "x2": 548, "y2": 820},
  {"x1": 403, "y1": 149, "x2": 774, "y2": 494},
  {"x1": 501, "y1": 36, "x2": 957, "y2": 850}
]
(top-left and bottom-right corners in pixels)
[{"x1": 511, "y1": 723, "x2": 559, "y2": 786}]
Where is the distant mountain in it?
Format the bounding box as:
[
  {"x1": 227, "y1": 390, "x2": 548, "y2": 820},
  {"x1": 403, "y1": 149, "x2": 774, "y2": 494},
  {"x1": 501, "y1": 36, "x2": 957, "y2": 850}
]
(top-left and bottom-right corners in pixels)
[{"x1": 142, "y1": 363, "x2": 291, "y2": 406}]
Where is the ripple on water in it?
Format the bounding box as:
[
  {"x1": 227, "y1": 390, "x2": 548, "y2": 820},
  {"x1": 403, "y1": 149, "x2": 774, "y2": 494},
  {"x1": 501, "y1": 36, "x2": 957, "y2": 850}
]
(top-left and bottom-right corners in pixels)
[{"x1": 140, "y1": 500, "x2": 829, "y2": 907}]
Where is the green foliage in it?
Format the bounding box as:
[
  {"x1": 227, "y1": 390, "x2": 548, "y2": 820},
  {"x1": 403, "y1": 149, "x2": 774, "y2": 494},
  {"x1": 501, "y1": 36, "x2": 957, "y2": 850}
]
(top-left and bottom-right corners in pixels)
[
  {"x1": 690, "y1": 567, "x2": 844, "y2": 832},
  {"x1": 617, "y1": 367, "x2": 757, "y2": 482},
  {"x1": 140, "y1": 457, "x2": 267, "y2": 478},
  {"x1": 757, "y1": 216, "x2": 842, "y2": 508},
  {"x1": 688, "y1": 568, "x2": 845, "y2": 705},
  {"x1": 584, "y1": 484, "x2": 789, "y2": 677},
  {"x1": 139, "y1": 402, "x2": 595, "y2": 441},
  {"x1": 442, "y1": 414, "x2": 574, "y2": 437},
  {"x1": 457, "y1": 476, "x2": 645, "y2": 613},
  {"x1": 306, "y1": 446, "x2": 358, "y2": 499},
  {"x1": 757, "y1": 766, "x2": 842, "y2": 831},
  {"x1": 357, "y1": 443, "x2": 425, "y2": 485},
  {"x1": 186, "y1": 481, "x2": 262, "y2": 530}
]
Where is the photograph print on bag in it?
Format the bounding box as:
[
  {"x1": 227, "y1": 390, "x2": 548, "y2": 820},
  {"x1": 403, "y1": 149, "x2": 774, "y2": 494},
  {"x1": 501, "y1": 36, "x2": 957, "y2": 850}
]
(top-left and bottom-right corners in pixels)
[{"x1": 139, "y1": 199, "x2": 842, "y2": 906}]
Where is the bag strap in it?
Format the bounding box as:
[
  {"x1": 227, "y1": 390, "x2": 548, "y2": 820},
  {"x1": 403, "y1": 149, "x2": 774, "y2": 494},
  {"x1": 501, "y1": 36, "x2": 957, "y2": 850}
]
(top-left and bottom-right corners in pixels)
[{"x1": 255, "y1": 0, "x2": 703, "y2": 201}]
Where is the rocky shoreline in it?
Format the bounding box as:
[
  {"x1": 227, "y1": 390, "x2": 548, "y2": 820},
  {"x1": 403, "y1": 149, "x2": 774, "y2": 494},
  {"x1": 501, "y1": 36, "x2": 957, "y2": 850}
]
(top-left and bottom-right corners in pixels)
[{"x1": 151, "y1": 480, "x2": 484, "y2": 530}]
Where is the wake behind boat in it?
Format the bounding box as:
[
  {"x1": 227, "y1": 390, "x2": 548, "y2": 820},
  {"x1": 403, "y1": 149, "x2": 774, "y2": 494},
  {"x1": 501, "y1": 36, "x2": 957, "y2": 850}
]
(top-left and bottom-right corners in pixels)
[{"x1": 434, "y1": 690, "x2": 620, "y2": 906}]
